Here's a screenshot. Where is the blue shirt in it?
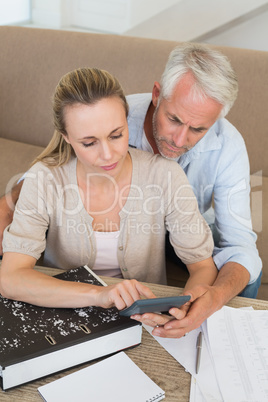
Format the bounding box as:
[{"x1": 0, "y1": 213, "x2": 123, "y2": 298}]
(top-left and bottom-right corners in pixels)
[{"x1": 127, "y1": 93, "x2": 262, "y2": 283}]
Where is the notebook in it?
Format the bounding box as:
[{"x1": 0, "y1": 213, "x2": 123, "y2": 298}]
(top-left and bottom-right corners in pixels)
[{"x1": 38, "y1": 351, "x2": 165, "y2": 401}]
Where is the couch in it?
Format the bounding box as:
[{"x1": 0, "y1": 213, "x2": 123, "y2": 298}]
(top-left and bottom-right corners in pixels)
[{"x1": 0, "y1": 26, "x2": 267, "y2": 299}]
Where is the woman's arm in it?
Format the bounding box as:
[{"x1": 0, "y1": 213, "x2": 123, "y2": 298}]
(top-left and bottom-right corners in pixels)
[
  {"x1": 0, "y1": 252, "x2": 155, "y2": 309},
  {"x1": 184, "y1": 257, "x2": 218, "y2": 291}
]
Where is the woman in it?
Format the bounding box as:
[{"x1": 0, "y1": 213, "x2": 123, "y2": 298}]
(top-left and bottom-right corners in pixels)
[{"x1": 0, "y1": 68, "x2": 217, "y2": 336}]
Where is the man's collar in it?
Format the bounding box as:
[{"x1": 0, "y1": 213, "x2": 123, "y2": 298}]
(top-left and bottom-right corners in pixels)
[
  {"x1": 178, "y1": 121, "x2": 222, "y2": 168},
  {"x1": 191, "y1": 121, "x2": 222, "y2": 154}
]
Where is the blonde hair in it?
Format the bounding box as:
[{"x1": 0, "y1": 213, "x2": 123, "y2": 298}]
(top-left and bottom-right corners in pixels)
[{"x1": 32, "y1": 68, "x2": 128, "y2": 167}]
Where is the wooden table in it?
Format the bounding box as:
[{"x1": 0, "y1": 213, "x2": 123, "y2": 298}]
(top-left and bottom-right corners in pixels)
[{"x1": 1, "y1": 267, "x2": 268, "y2": 401}]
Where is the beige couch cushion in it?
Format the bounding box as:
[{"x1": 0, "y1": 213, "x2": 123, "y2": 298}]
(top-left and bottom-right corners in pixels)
[{"x1": 0, "y1": 138, "x2": 44, "y2": 196}]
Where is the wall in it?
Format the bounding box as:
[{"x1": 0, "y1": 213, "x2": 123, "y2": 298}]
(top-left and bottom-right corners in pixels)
[
  {"x1": 17, "y1": 0, "x2": 268, "y2": 51},
  {"x1": 123, "y1": 0, "x2": 268, "y2": 52},
  {"x1": 200, "y1": 6, "x2": 268, "y2": 52},
  {"x1": 0, "y1": 0, "x2": 30, "y2": 25}
]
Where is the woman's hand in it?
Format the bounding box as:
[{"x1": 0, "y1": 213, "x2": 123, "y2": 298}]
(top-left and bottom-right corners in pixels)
[{"x1": 93, "y1": 279, "x2": 156, "y2": 310}]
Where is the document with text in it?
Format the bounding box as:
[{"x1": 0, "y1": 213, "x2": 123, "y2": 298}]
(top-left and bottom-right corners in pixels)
[
  {"x1": 145, "y1": 306, "x2": 268, "y2": 402},
  {"x1": 206, "y1": 306, "x2": 268, "y2": 402}
]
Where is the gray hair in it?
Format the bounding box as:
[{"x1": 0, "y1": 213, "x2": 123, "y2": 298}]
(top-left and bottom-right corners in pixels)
[{"x1": 160, "y1": 42, "x2": 238, "y2": 118}]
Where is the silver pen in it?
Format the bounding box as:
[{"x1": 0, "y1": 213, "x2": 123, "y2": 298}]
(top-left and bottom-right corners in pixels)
[{"x1": 196, "y1": 331, "x2": 203, "y2": 374}]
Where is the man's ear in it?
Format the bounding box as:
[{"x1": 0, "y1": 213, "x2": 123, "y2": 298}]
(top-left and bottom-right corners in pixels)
[{"x1": 152, "y1": 82, "x2": 161, "y2": 107}]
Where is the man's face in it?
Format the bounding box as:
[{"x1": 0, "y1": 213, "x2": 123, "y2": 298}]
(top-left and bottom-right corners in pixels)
[{"x1": 151, "y1": 74, "x2": 223, "y2": 160}]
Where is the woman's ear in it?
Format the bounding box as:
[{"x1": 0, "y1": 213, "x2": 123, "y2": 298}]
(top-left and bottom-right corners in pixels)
[{"x1": 61, "y1": 133, "x2": 70, "y2": 144}]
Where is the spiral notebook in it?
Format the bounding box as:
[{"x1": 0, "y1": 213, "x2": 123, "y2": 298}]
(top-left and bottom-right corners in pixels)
[{"x1": 38, "y1": 351, "x2": 165, "y2": 401}]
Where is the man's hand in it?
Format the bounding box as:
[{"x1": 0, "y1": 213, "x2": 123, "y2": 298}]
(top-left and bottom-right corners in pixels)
[
  {"x1": 131, "y1": 284, "x2": 220, "y2": 338},
  {"x1": 131, "y1": 263, "x2": 251, "y2": 338},
  {"x1": 0, "y1": 182, "x2": 23, "y2": 255}
]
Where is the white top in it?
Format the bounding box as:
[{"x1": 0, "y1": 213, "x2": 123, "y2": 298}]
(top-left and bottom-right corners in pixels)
[{"x1": 93, "y1": 230, "x2": 122, "y2": 278}]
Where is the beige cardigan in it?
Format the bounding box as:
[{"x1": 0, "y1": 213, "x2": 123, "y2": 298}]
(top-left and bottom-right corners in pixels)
[{"x1": 3, "y1": 148, "x2": 213, "y2": 284}]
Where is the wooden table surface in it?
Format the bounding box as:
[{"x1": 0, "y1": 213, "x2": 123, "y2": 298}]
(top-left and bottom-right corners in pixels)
[{"x1": 1, "y1": 266, "x2": 268, "y2": 401}]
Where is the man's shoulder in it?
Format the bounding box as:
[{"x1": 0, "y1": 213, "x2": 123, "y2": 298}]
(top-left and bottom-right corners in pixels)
[
  {"x1": 216, "y1": 118, "x2": 244, "y2": 142},
  {"x1": 127, "y1": 93, "x2": 151, "y2": 114},
  {"x1": 212, "y1": 118, "x2": 246, "y2": 152},
  {"x1": 127, "y1": 93, "x2": 152, "y2": 147},
  {"x1": 127, "y1": 92, "x2": 151, "y2": 104}
]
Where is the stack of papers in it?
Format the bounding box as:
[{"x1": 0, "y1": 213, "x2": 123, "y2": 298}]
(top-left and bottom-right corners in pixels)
[{"x1": 145, "y1": 305, "x2": 268, "y2": 402}]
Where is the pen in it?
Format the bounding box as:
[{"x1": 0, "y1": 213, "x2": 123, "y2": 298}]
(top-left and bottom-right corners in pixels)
[{"x1": 196, "y1": 331, "x2": 203, "y2": 374}]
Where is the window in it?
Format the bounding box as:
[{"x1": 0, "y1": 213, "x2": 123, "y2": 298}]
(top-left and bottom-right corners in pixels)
[{"x1": 0, "y1": 0, "x2": 31, "y2": 25}]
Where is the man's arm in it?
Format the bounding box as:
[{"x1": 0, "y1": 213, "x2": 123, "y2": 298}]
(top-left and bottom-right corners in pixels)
[
  {"x1": 208, "y1": 262, "x2": 250, "y2": 304},
  {"x1": 212, "y1": 131, "x2": 262, "y2": 288},
  {"x1": 0, "y1": 181, "x2": 23, "y2": 255}
]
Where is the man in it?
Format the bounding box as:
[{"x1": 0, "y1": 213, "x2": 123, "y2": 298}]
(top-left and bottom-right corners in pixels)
[
  {"x1": 0, "y1": 43, "x2": 262, "y2": 338},
  {"x1": 125, "y1": 43, "x2": 262, "y2": 337}
]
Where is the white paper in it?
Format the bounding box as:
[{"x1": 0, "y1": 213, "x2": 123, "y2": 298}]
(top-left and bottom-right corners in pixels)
[
  {"x1": 190, "y1": 377, "x2": 207, "y2": 402},
  {"x1": 145, "y1": 307, "x2": 262, "y2": 402},
  {"x1": 144, "y1": 324, "x2": 223, "y2": 402},
  {"x1": 38, "y1": 351, "x2": 165, "y2": 402},
  {"x1": 195, "y1": 321, "x2": 223, "y2": 402},
  {"x1": 144, "y1": 324, "x2": 200, "y2": 375},
  {"x1": 207, "y1": 306, "x2": 268, "y2": 402}
]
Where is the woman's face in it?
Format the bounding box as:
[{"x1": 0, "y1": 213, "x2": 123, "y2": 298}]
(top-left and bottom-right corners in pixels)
[{"x1": 63, "y1": 97, "x2": 129, "y2": 179}]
